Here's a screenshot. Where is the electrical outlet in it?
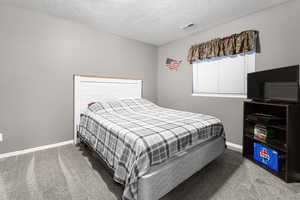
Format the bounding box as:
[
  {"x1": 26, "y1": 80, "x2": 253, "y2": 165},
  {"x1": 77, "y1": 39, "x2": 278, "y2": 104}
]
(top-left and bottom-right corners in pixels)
[{"x1": 0, "y1": 133, "x2": 3, "y2": 142}]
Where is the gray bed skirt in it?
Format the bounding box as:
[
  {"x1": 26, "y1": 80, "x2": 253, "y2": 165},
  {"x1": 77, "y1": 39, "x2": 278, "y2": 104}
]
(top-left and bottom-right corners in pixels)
[
  {"x1": 138, "y1": 136, "x2": 225, "y2": 200},
  {"x1": 79, "y1": 135, "x2": 225, "y2": 200}
]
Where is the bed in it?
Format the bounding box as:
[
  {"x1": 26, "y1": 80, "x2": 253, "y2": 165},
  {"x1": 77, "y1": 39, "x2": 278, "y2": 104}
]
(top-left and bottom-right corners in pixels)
[{"x1": 74, "y1": 75, "x2": 226, "y2": 200}]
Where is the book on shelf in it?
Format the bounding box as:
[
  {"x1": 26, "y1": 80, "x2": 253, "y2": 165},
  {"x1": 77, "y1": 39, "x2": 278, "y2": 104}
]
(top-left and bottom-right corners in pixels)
[{"x1": 254, "y1": 124, "x2": 267, "y2": 141}]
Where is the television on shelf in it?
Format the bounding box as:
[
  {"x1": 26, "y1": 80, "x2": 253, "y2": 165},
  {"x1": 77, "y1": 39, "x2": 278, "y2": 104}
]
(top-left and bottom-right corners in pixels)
[{"x1": 247, "y1": 65, "x2": 300, "y2": 103}]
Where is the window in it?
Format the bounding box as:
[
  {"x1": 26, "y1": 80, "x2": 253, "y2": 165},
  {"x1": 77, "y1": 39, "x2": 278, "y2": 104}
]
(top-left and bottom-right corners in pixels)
[{"x1": 192, "y1": 53, "x2": 255, "y2": 98}]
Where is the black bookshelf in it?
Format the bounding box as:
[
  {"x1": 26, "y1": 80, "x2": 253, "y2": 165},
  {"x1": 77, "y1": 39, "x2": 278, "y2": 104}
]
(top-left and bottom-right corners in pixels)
[{"x1": 243, "y1": 100, "x2": 300, "y2": 182}]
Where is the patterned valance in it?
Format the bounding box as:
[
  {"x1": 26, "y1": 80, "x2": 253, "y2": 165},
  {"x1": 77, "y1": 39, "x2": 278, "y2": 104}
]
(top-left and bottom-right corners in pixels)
[{"x1": 187, "y1": 30, "x2": 258, "y2": 63}]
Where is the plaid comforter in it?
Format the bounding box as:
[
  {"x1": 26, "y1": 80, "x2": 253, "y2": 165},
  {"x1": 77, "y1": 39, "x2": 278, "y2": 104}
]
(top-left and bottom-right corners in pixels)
[{"x1": 78, "y1": 98, "x2": 225, "y2": 200}]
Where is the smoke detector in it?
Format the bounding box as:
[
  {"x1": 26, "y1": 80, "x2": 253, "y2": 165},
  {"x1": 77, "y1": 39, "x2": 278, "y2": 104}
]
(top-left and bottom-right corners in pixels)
[{"x1": 181, "y1": 23, "x2": 195, "y2": 30}]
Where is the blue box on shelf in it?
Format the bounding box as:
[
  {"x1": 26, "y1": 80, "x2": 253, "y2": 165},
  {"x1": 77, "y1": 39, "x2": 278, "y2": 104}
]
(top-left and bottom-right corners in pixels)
[{"x1": 253, "y1": 142, "x2": 281, "y2": 172}]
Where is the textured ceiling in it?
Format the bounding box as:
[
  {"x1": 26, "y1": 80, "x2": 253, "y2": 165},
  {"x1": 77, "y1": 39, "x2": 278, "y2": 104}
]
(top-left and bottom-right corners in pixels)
[{"x1": 1, "y1": 0, "x2": 290, "y2": 45}]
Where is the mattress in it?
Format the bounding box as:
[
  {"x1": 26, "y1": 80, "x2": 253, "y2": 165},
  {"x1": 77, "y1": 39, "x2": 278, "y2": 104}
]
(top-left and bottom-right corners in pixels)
[{"x1": 78, "y1": 98, "x2": 225, "y2": 200}]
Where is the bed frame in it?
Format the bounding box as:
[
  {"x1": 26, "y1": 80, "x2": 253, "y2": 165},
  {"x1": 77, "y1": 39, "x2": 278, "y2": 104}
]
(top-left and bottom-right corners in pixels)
[{"x1": 73, "y1": 75, "x2": 225, "y2": 200}]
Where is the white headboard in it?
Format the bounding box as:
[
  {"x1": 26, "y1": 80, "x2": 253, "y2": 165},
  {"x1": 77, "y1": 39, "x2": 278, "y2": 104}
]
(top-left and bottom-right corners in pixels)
[{"x1": 73, "y1": 75, "x2": 142, "y2": 144}]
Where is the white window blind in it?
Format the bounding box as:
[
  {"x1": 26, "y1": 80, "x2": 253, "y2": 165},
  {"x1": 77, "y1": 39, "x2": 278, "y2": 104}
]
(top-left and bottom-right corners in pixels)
[{"x1": 193, "y1": 53, "x2": 255, "y2": 98}]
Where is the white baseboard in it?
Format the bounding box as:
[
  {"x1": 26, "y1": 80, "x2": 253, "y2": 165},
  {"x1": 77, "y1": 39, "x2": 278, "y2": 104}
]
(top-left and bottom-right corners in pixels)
[
  {"x1": 226, "y1": 141, "x2": 243, "y2": 153},
  {"x1": 0, "y1": 140, "x2": 242, "y2": 159},
  {"x1": 0, "y1": 140, "x2": 74, "y2": 159}
]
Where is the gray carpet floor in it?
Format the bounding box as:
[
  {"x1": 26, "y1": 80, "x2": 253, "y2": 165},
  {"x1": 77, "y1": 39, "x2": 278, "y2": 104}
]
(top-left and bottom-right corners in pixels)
[{"x1": 1, "y1": 145, "x2": 300, "y2": 200}]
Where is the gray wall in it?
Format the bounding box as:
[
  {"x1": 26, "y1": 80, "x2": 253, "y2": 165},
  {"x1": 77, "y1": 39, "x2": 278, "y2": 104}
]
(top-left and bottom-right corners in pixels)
[
  {"x1": 0, "y1": 5, "x2": 157, "y2": 154},
  {"x1": 157, "y1": 0, "x2": 300, "y2": 145},
  {"x1": 1, "y1": 1, "x2": 299, "y2": 154}
]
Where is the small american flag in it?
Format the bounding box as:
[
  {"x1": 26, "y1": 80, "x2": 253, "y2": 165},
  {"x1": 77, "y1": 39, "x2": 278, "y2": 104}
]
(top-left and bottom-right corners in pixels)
[{"x1": 166, "y1": 58, "x2": 182, "y2": 70}]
